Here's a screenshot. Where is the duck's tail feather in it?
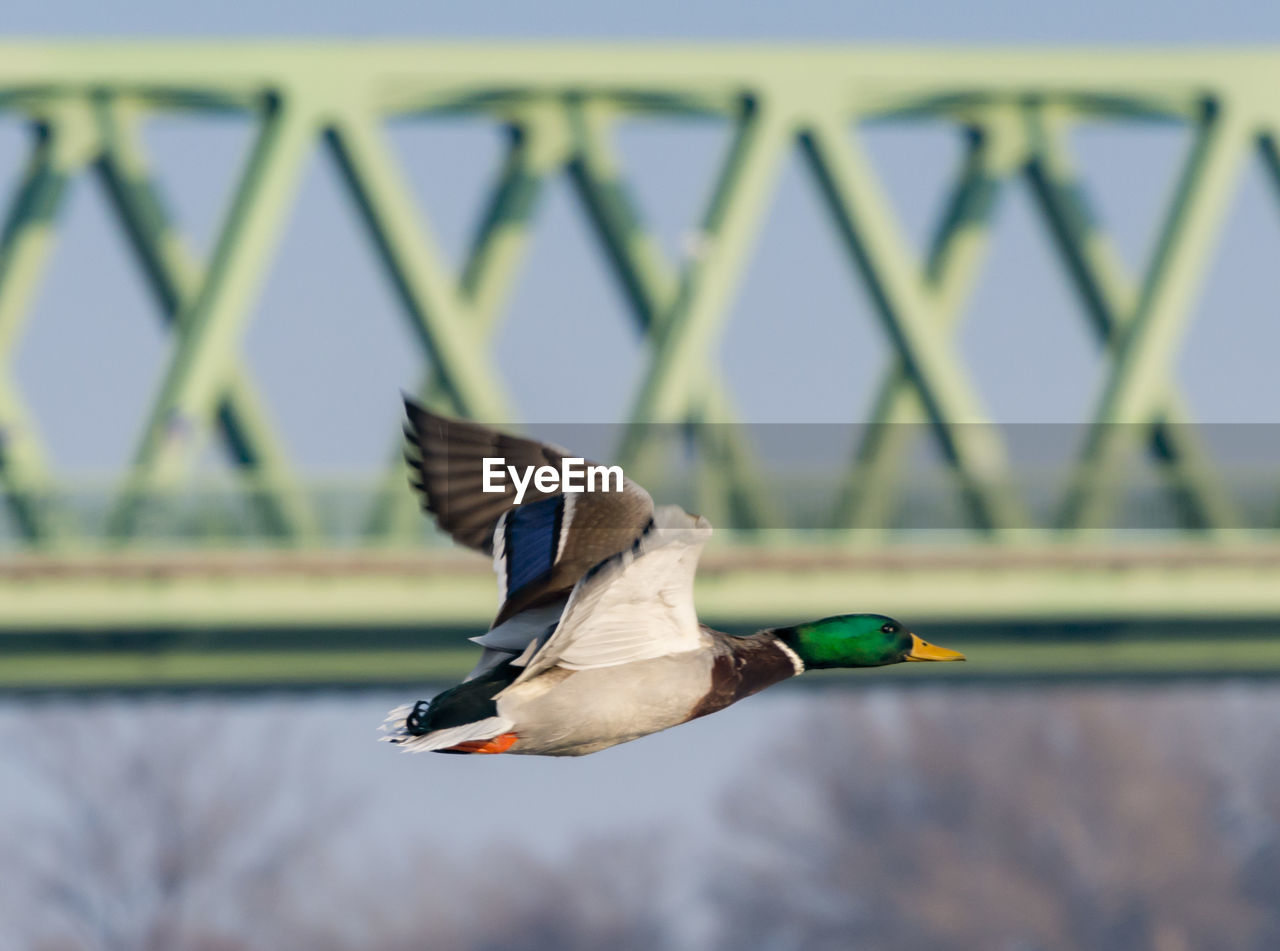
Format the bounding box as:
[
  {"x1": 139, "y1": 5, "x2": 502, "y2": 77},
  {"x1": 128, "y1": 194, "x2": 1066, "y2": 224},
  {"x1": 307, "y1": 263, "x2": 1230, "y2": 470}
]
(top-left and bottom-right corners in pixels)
[{"x1": 380, "y1": 706, "x2": 515, "y2": 754}]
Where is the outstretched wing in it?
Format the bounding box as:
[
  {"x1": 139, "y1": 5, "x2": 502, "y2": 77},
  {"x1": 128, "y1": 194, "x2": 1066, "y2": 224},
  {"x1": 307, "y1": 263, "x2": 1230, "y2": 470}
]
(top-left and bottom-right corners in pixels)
[
  {"x1": 403, "y1": 398, "x2": 656, "y2": 627},
  {"x1": 403, "y1": 399, "x2": 569, "y2": 554},
  {"x1": 507, "y1": 505, "x2": 713, "y2": 686}
]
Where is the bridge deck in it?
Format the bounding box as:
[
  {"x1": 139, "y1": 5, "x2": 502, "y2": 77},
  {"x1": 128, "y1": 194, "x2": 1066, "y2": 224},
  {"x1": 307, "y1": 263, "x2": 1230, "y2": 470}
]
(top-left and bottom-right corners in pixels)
[{"x1": 4, "y1": 542, "x2": 1279, "y2": 690}]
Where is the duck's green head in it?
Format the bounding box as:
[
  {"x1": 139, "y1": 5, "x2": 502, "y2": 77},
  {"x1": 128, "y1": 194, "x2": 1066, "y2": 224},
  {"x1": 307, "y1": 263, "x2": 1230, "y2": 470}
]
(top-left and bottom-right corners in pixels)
[{"x1": 775, "y1": 614, "x2": 965, "y2": 669}]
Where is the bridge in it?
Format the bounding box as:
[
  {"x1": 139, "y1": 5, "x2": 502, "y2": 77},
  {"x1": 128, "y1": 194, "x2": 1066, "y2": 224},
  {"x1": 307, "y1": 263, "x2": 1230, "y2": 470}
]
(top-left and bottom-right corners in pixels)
[{"x1": 3, "y1": 44, "x2": 1280, "y2": 689}]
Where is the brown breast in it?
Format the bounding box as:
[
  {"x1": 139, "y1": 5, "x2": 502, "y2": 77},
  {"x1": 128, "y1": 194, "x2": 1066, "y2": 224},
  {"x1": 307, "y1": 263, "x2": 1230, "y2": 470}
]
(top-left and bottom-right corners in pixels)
[{"x1": 686, "y1": 633, "x2": 798, "y2": 721}]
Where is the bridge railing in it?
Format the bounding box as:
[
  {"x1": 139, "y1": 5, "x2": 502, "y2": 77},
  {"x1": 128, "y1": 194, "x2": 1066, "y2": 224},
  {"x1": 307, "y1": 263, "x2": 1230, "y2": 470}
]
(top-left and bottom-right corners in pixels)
[{"x1": 4, "y1": 462, "x2": 1280, "y2": 554}]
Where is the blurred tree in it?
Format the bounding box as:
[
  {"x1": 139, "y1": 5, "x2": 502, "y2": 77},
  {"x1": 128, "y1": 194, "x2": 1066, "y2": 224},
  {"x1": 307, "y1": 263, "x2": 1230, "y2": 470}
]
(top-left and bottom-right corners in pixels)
[
  {"x1": 467, "y1": 839, "x2": 675, "y2": 951},
  {"x1": 707, "y1": 689, "x2": 1279, "y2": 951},
  {"x1": 0, "y1": 701, "x2": 675, "y2": 951},
  {"x1": 4, "y1": 689, "x2": 1279, "y2": 951},
  {"x1": 0, "y1": 702, "x2": 361, "y2": 951}
]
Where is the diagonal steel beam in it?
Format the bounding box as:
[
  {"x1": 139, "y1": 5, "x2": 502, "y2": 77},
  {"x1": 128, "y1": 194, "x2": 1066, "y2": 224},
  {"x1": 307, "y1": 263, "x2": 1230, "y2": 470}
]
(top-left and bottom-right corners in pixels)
[
  {"x1": 93, "y1": 98, "x2": 319, "y2": 540},
  {"x1": 325, "y1": 111, "x2": 514, "y2": 424},
  {"x1": 567, "y1": 100, "x2": 778, "y2": 529},
  {"x1": 454, "y1": 115, "x2": 557, "y2": 330},
  {"x1": 0, "y1": 100, "x2": 100, "y2": 543},
  {"x1": 800, "y1": 113, "x2": 1026, "y2": 533},
  {"x1": 107, "y1": 93, "x2": 316, "y2": 538},
  {"x1": 1253, "y1": 132, "x2": 1280, "y2": 531},
  {"x1": 1025, "y1": 108, "x2": 1241, "y2": 532},
  {"x1": 1256, "y1": 132, "x2": 1280, "y2": 218},
  {"x1": 1057, "y1": 100, "x2": 1247, "y2": 530},
  {"x1": 615, "y1": 98, "x2": 790, "y2": 490},
  {"x1": 360, "y1": 107, "x2": 566, "y2": 540},
  {"x1": 836, "y1": 118, "x2": 1016, "y2": 532}
]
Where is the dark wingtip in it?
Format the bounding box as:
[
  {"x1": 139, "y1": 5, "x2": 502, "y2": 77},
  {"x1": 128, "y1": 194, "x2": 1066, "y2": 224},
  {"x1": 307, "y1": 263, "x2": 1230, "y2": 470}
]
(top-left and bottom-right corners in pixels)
[
  {"x1": 403, "y1": 392, "x2": 425, "y2": 419},
  {"x1": 403, "y1": 396, "x2": 452, "y2": 439}
]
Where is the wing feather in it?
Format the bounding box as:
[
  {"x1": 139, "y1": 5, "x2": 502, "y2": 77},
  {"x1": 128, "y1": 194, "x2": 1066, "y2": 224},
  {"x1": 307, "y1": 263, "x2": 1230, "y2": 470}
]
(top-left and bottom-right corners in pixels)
[
  {"x1": 507, "y1": 506, "x2": 713, "y2": 686},
  {"x1": 403, "y1": 401, "x2": 570, "y2": 553},
  {"x1": 402, "y1": 398, "x2": 656, "y2": 628}
]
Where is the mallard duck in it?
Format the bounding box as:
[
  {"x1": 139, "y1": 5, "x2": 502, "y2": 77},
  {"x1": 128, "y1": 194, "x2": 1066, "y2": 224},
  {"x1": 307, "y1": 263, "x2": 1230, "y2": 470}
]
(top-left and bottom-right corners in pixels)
[{"x1": 382, "y1": 399, "x2": 965, "y2": 757}]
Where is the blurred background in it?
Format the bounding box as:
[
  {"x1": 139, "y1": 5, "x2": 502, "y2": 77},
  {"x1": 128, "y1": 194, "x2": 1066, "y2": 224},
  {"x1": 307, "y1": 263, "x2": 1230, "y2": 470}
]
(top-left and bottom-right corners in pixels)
[{"x1": 4, "y1": 2, "x2": 1280, "y2": 949}]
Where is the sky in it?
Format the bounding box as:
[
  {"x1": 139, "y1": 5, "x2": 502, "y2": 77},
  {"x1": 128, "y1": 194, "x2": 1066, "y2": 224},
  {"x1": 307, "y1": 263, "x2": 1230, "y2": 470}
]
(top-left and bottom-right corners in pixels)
[{"x1": 0, "y1": 0, "x2": 1276, "y2": 43}]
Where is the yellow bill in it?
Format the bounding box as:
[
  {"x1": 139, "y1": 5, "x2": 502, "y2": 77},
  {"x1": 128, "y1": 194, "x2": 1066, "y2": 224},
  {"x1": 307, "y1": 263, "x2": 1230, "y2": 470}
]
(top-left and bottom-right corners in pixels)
[{"x1": 905, "y1": 633, "x2": 967, "y2": 662}]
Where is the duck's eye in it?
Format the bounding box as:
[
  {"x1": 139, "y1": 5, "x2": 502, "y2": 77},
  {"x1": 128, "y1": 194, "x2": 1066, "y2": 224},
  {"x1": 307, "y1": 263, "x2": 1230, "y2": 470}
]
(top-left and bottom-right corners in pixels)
[{"x1": 880, "y1": 622, "x2": 897, "y2": 634}]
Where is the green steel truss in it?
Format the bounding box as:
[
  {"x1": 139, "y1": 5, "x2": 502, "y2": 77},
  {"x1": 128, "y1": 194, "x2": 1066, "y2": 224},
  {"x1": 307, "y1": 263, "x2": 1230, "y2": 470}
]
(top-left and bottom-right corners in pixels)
[
  {"x1": 2, "y1": 45, "x2": 1278, "y2": 547},
  {"x1": 2, "y1": 46, "x2": 1280, "y2": 686}
]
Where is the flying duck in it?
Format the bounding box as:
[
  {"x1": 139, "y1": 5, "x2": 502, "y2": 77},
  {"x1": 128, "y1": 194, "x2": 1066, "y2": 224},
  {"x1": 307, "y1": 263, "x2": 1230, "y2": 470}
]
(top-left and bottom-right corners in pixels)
[{"x1": 382, "y1": 399, "x2": 966, "y2": 756}]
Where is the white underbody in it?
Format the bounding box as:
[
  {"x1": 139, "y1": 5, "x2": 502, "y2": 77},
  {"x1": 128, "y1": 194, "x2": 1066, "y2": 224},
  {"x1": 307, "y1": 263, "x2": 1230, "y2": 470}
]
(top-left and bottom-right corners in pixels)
[{"x1": 495, "y1": 641, "x2": 717, "y2": 755}]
